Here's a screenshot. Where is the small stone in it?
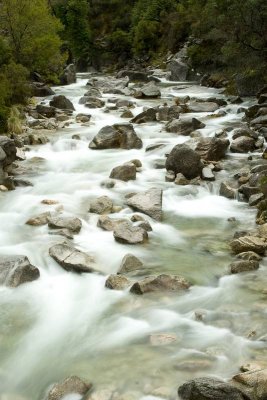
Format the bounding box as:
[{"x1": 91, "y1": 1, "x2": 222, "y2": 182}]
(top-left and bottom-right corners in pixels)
[
  {"x1": 149, "y1": 333, "x2": 177, "y2": 346},
  {"x1": 105, "y1": 274, "x2": 131, "y2": 290},
  {"x1": 229, "y1": 260, "x2": 260, "y2": 274},
  {"x1": 118, "y1": 254, "x2": 143, "y2": 274},
  {"x1": 26, "y1": 212, "x2": 51, "y2": 226}
]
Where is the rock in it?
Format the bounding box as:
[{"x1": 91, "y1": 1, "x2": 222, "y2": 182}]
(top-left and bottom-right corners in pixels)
[
  {"x1": 130, "y1": 274, "x2": 191, "y2": 294},
  {"x1": 131, "y1": 108, "x2": 157, "y2": 124},
  {"x1": 236, "y1": 251, "x2": 262, "y2": 261},
  {"x1": 26, "y1": 212, "x2": 51, "y2": 226},
  {"x1": 49, "y1": 243, "x2": 96, "y2": 273},
  {"x1": 97, "y1": 216, "x2": 125, "y2": 231},
  {"x1": 175, "y1": 173, "x2": 190, "y2": 185},
  {"x1": 149, "y1": 333, "x2": 177, "y2": 346},
  {"x1": 165, "y1": 170, "x2": 176, "y2": 182},
  {"x1": 118, "y1": 254, "x2": 143, "y2": 274},
  {"x1": 138, "y1": 221, "x2": 152, "y2": 232},
  {"x1": 195, "y1": 138, "x2": 229, "y2": 161},
  {"x1": 178, "y1": 377, "x2": 246, "y2": 400},
  {"x1": 166, "y1": 144, "x2": 202, "y2": 179},
  {"x1": 0, "y1": 255, "x2": 40, "y2": 287},
  {"x1": 231, "y1": 368, "x2": 267, "y2": 400},
  {"x1": 89, "y1": 196, "x2": 113, "y2": 214},
  {"x1": 134, "y1": 82, "x2": 161, "y2": 98},
  {"x1": 230, "y1": 136, "x2": 255, "y2": 153},
  {"x1": 85, "y1": 87, "x2": 102, "y2": 98},
  {"x1": 105, "y1": 274, "x2": 131, "y2": 290},
  {"x1": 47, "y1": 375, "x2": 91, "y2": 400},
  {"x1": 60, "y1": 64, "x2": 76, "y2": 85},
  {"x1": 249, "y1": 193, "x2": 264, "y2": 206},
  {"x1": 167, "y1": 58, "x2": 189, "y2": 81},
  {"x1": 145, "y1": 143, "x2": 166, "y2": 152},
  {"x1": 121, "y1": 110, "x2": 134, "y2": 118},
  {"x1": 89, "y1": 124, "x2": 142, "y2": 150},
  {"x1": 202, "y1": 167, "x2": 215, "y2": 181},
  {"x1": 232, "y1": 127, "x2": 258, "y2": 140},
  {"x1": 85, "y1": 97, "x2": 105, "y2": 109},
  {"x1": 50, "y1": 95, "x2": 75, "y2": 111},
  {"x1": 157, "y1": 105, "x2": 180, "y2": 121},
  {"x1": 31, "y1": 83, "x2": 55, "y2": 97},
  {"x1": 229, "y1": 260, "x2": 260, "y2": 274},
  {"x1": 47, "y1": 216, "x2": 82, "y2": 233},
  {"x1": 187, "y1": 101, "x2": 219, "y2": 113},
  {"x1": 116, "y1": 70, "x2": 149, "y2": 82},
  {"x1": 219, "y1": 182, "x2": 237, "y2": 199},
  {"x1": 126, "y1": 188, "x2": 163, "y2": 221},
  {"x1": 109, "y1": 163, "x2": 136, "y2": 181},
  {"x1": 230, "y1": 236, "x2": 267, "y2": 255},
  {"x1": 76, "y1": 113, "x2": 91, "y2": 123},
  {"x1": 166, "y1": 117, "x2": 205, "y2": 135},
  {"x1": 113, "y1": 222, "x2": 148, "y2": 245},
  {"x1": 239, "y1": 185, "x2": 261, "y2": 200},
  {"x1": 36, "y1": 104, "x2": 56, "y2": 118}
]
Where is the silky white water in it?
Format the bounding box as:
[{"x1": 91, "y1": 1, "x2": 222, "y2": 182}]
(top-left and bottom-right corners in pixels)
[{"x1": 0, "y1": 75, "x2": 266, "y2": 399}]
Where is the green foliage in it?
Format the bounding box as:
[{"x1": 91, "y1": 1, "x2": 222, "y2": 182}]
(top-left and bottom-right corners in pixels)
[
  {"x1": 7, "y1": 106, "x2": 24, "y2": 135},
  {"x1": 108, "y1": 30, "x2": 132, "y2": 57}
]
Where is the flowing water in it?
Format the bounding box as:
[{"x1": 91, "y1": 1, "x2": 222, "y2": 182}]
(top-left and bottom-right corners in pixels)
[{"x1": 0, "y1": 74, "x2": 267, "y2": 399}]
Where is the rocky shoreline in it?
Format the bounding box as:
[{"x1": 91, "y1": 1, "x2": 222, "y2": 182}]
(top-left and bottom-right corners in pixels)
[{"x1": 1, "y1": 69, "x2": 267, "y2": 399}]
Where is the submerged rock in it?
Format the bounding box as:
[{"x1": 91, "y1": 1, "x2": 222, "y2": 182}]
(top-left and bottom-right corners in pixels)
[
  {"x1": 126, "y1": 188, "x2": 163, "y2": 221},
  {"x1": 130, "y1": 274, "x2": 191, "y2": 294},
  {"x1": 47, "y1": 375, "x2": 92, "y2": 400},
  {"x1": 49, "y1": 243, "x2": 96, "y2": 273},
  {"x1": 89, "y1": 124, "x2": 142, "y2": 150},
  {"x1": 0, "y1": 255, "x2": 40, "y2": 287}
]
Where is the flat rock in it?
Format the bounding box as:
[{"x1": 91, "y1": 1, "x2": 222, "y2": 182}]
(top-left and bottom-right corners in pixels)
[
  {"x1": 230, "y1": 236, "x2": 267, "y2": 255},
  {"x1": 0, "y1": 255, "x2": 40, "y2": 287},
  {"x1": 126, "y1": 188, "x2": 163, "y2": 221},
  {"x1": 187, "y1": 101, "x2": 219, "y2": 113},
  {"x1": 47, "y1": 375, "x2": 92, "y2": 400},
  {"x1": 48, "y1": 216, "x2": 82, "y2": 233},
  {"x1": 89, "y1": 124, "x2": 142, "y2": 150},
  {"x1": 105, "y1": 274, "x2": 131, "y2": 290},
  {"x1": 49, "y1": 243, "x2": 96, "y2": 273},
  {"x1": 113, "y1": 222, "x2": 148, "y2": 244},
  {"x1": 118, "y1": 254, "x2": 143, "y2": 274},
  {"x1": 130, "y1": 274, "x2": 191, "y2": 294}
]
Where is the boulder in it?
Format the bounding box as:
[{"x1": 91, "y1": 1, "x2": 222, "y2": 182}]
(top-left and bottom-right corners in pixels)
[
  {"x1": 26, "y1": 212, "x2": 51, "y2": 226},
  {"x1": 187, "y1": 101, "x2": 219, "y2": 113},
  {"x1": 47, "y1": 216, "x2": 82, "y2": 233},
  {"x1": 219, "y1": 182, "x2": 237, "y2": 199},
  {"x1": 47, "y1": 375, "x2": 91, "y2": 400},
  {"x1": 49, "y1": 243, "x2": 96, "y2": 273},
  {"x1": 116, "y1": 70, "x2": 149, "y2": 82},
  {"x1": 109, "y1": 163, "x2": 136, "y2": 181},
  {"x1": 131, "y1": 108, "x2": 157, "y2": 124},
  {"x1": 31, "y1": 83, "x2": 55, "y2": 97},
  {"x1": 229, "y1": 260, "x2": 260, "y2": 274},
  {"x1": 0, "y1": 136, "x2": 18, "y2": 171},
  {"x1": 230, "y1": 136, "x2": 255, "y2": 153},
  {"x1": 167, "y1": 58, "x2": 189, "y2": 81},
  {"x1": 230, "y1": 236, "x2": 267, "y2": 255},
  {"x1": 105, "y1": 274, "x2": 131, "y2": 290},
  {"x1": 60, "y1": 64, "x2": 76, "y2": 85},
  {"x1": 236, "y1": 251, "x2": 262, "y2": 261},
  {"x1": 201, "y1": 167, "x2": 215, "y2": 181},
  {"x1": 89, "y1": 196, "x2": 113, "y2": 214},
  {"x1": 134, "y1": 82, "x2": 161, "y2": 98},
  {"x1": 50, "y1": 95, "x2": 75, "y2": 111},
  {"x1": 126, "y1": 188, "x2": 163, "y2": 221},
  {"x1": 166, "y1": 117, "x2": 205, "y2": 135},
  {"x1": 195, "y1": 138, "x2": 229, "y2": 161},
  {"x1": 0, "y1": 255, "x2": 40, "y2": 287},
  {"x1": 97, "y1": 216, "x2": 125, "y2": 231},
  {"x1": 178, "y1": 377, "x2": 246, "y2": 400},
  {"x1": 157, "y1": 105, "x2": 180, "y2": 121},
  {"x1": 130, "y1": 274, "x2": 191, "y2": 295},
  {"x1": 231, "y1": 368, "x2": 267, "y2": 400},
  {"x1": 113, "y1": 221, "x2": 148, "y2": 245},
  {"x1": 85, "y1": 97, "x2": 105, "y2": 109},
  {"x1": 118, "y1": 254, "x2": 143, "y2": 274},
  {"x1": 89, "y1": 124, "x2": 142, "y2": 150},
  {"x1": 36, "y1": 104, "x2": 56, "y2": 118},
  {"x1": 166, "y1": 144, "x2": 202, "y2": 179}
]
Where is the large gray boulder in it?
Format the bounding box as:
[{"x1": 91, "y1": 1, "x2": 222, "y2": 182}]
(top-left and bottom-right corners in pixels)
[
  {"x1": 187, "y1": 101, "x2": 219, "y2": 113},
  {"x1": 126, "y1": 188, "x2": 163, "y2": 221},
  {"x1": 166, "y1": 144, "x2": 203, "y2": 179},
  {"x1": 49, "y1": 243, "x2": 96, "y2": 273},
  {"x1": 130, "y1": 274, "x2": 191, "y2": 295},
  {"x1": 113, "y1": 221, "x2": 148, "y2": 245},
  {"x1": 195, "y1": 137, "x2": 230, "y2": 161},
  {"x1": 47, "y1": 375, "x2": 91, "y2": 400},
  {"x1": 89, "y1": 124, "x2": 142, "y2": 150},
  {"x1": 178, "y1": 377, "x2": 246, "y2": 400},
  {"x1": 134, "y1": 82, "x2": 161, "y2": 98},
  {"x1": 60, "y1": 64, "x2": 76, "y2": 85},
  {"x1": 131, "y1": 108, "x2": 157, "y2": 124},
  {"x1": 166, "y1": 117, "x2": 205, "y2": 135},
  {"x1": 231, "y1": 368, "x2": 267, "y2": 400},
  {"x1": 50, "y1": 95, "x2": 75, "y2": 111},
  {"x1": 0, "y1": 255, "x2": 40, "y2": 287}
]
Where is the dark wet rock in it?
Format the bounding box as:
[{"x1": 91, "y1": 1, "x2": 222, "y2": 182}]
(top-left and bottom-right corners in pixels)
[
  {"x1": 76, "y1": 114, "x2": 91, "y2": 123},
  {"x1": 89, "y1": 124, "x2": 142, "y2": 150},
  {"x1": 156, "y1": 105, "x2": 180, "y2": 121},
  {"x1": 31, "y1": 83, "x2": 55, "y2": 97},
  {"x1": 47, "y1": 375, "x2": 91, "y2": 400},
  {"x1": 131, "y1": 108, "x2": 157, "y2": 124},
  {"x1": 118, "y1": 254, "x2": 143, "y2": 274},
  {"x1": 133, "y1": 82, "x2": 161, "y2": 99},
  {"x1": 201, "y1": 167, "x2": 215, "y2": 181},
  {"x1": 97, "y1": 216, "x2": 125, "y2": 231},
  {"x1": 249, "y1": 193, "x2": 264, "y2": 206},
  {"x1": 113, "y1": 221, "x2": 148, "y2": 245},
  {"x1": 167, "y1": 54, "x2": 189, "y2": 81},
  {"x1": 126, "y1": 188, "x2": 163, "y2": 221},
  {"x1": 36, "y1": 104, "x2": 56, "y2": 118},
  {"x1": 166, "y1": 144, "x2": 202, "y2": 179},
  {"x1": 178, "y1": 377, "x2": 246, "y2": 400},
  {"x1": 236, "y1": 251, "x2": 262, "y2": 262},
  {"x1": 230, "y1": 236, "x2": 267, "y2": 255},
  {"x1": 0, "y1": 137, "x2": 18, "y2": 173},
  {"x1": 187, "y1": 101, "x2": 219, "y2": 113},
  {"x1": 85, "y1": 97, "x2": 105, "y2": 109},
  {"x1": 105, "y1": 274, "x2": 131, "y2": 290},
  {"x1": 47, "y1": 216, "x2": 82, "y2": 233},
  {"x1": 130, "y1": 274, "x2": 191, "y2": 295},
  {"x1": 229, "y1": 260, "x2": 260, "y2": 274},
  {"x1": 195, "y1": 138, "x2": 229, "y2": 161},
  {"x1": 251, "y1": 115, "x2": 267, "y2": 126},
  {"x1": 230, "y1": 137, "x2": 255, "y2": 153},
  {"x1": 232, "y1": 128, "x2": 258, "y2": 140},
  {"x1": 60, "y1": 64, "x2": 76, "y2": 85},
  {"x1": 166, "y1": 117, "x2": 205, "y2": 135},
  {"x1": 0, "y1": 255, "x2": 40, "y2": 287},
  {"x1": 239, "y1": 185, "x2": 261, "y2": 201},
  {"x1": 89, "y1": 196, "x2": 113, "y2": 214},
  {"x1": 116, "y1": 70, "x2": 149, "y2": 82},
  {"x1": 145, "y1": 143, "x2": 166, "y2": 152},
  {"x1": 49, "y1": 243, "x2": 96, "y2": 273},
  {"x1": 109, "y1": 163, "x2": 136, "y2": 181},
  {"x1": 120, "y1": 110, "x2": 134, "y2": 119},
  {"x1": 231, "y1": 368, "x2": 267, "y2": 400},
  {"x1": 219, "y1": 182, "x2": 237, "y2": 199},
  {"x1": 50, "y1": 95, "x2": 75, "y2": 111},
  {"x1": 26, "y1": 212, "x2": 51, "y2": 226},
  {"x1": 175, "y1": 173, "x2": 190, "y2": 185}
]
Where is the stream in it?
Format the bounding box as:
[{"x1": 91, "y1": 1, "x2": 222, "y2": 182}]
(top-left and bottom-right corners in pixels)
[{"x1": 0, "y1": 74, "x2": 267, "y2": 399}]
